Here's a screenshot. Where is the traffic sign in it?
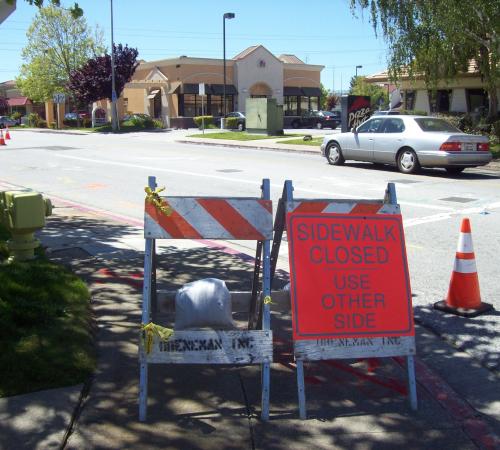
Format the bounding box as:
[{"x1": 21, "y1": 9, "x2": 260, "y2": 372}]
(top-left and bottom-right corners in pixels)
[
  {"x1": 53, "y1": 93, "x2": 65, "y2": 104},
  {"x1": 286, "y1": 212, "x2": 414, "y2": 340}
]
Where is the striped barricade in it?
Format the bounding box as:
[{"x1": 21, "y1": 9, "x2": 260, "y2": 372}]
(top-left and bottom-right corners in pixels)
[{"x1": 139, "y1": 177, "x2": 273, "y2": 422}]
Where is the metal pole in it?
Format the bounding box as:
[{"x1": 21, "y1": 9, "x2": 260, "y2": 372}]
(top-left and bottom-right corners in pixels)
[
  {"x1": 222, "y1": 16, "x2": 226, "y2": 129},
  {"x1": 110, "y1": 0, "x2": 118, "y2": 132}
]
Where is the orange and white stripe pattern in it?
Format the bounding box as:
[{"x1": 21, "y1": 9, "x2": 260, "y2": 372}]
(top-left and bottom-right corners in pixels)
[
  {"x1": 446, "y1": 218, "x2": 482, "y2": 309},
  {"x1": 145, "y1": 197, "x2": 273, "y2": 240},
  {"x1": 286, "y1": 200, "x2": 394, "y2": 215}
]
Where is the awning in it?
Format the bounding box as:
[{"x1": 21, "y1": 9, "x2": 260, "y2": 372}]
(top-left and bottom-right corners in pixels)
[
  {"x1": 209, "y1": 84, "x2": 238, "y2": 95},
  {"x1": 180, "y1": 84, "x2": 200, "y2": 94},
  {"x1": 283, "y1": 86, "x2": 302, "y2": 96},
  {"x1": 7, "y1": 97, "x2": 31, "y2": 106},
  {"x1": 301, "y1": 87, "x2": 322, "y2": 96},
  {"x1": 147, "y1": 89, "x2": 160, "y2": 99}
]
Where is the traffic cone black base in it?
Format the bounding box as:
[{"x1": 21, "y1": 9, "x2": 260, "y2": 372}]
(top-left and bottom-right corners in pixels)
[{"x1": 433, "y1": 300, "x2": 494, "y2": 318}]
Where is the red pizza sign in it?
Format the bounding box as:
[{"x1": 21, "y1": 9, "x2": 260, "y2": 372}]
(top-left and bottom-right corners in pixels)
[{"x1": 286, "y1": 213, "x2": 414, "y2": 340}]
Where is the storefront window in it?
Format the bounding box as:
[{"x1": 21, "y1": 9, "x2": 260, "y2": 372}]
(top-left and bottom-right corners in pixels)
[
  {"x1": 298, "y1": 96, "x2": 320, "y2": 114},
  {"x1": 210, "y1": 95, "x2": 222, "y2": 116},
  {"x1": 466, "y1": 89, "x2": 488, "y2": 114},
  {"x1": 310, "y1": 96, "x2": 319, "y2": 111},
  {"x1": 403, "y1": 91, "x2": 415, "y2": 110},
  {"x1": 428, "y1": 90, "x2": 451, "y2": 113},
  {"x1": 208, "y1": 95, "x2": 233, "y2": 116},
  {"x1": 284, "y1": 96, "x2": 298, "y2": 116}
]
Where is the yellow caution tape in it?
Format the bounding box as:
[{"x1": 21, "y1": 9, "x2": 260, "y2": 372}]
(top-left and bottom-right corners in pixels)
[
  {"x1": 263, "y1": 295, "x2": 274, "y2": 305},
  {"x1": 144, "y1": 186, "x2": 172, "y2": 216},
  {"x1": 141, "y1": 322, "x2": 174, "y2": 354}
]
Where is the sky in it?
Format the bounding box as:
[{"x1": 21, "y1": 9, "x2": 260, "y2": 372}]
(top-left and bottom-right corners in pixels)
[{"x1": 0, "y1": 0, "x2": 389, "y2": 93}]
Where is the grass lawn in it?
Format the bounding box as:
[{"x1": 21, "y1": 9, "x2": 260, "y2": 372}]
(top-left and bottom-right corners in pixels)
[
  {"x1": 0, "y1": 226, "x2": 95, "y2": 397},
  {"x1": 277, "y1": 137, "x2": 323, "y2": 146},
  {"x1": 188, "y1": 131, "x2": 297, "y2": 140}
]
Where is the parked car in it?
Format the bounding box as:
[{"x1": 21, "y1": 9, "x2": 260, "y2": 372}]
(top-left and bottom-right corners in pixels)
[
  {"x1": 0, "y1": 116, "x2": 17, "y2": 128},
  {"x1": 226, "y1": 111, "x2": 246, "y2": 131},
  {"x1": 320, "y1": 115, "x2": 492, "y2": 174},
  {"x1": 64, "y1": 112, "x2": 79, "y2": 120},
  {"x1": 291, "y1": 110, "x2": 340, "y2": 129}
]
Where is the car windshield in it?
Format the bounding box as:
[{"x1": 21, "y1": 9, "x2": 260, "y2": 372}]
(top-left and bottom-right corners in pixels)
[{"x1": 414, "y1": 118, "x2": 461, "y2": 133}]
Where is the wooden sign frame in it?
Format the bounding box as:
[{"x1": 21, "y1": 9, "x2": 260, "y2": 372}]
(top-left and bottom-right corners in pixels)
[
  {"x1": 270, "y1": 180, "x2": 417, "y2": 419},
  {"x1": 139, "y1": 176, "x2": 273, "y2": 422}
]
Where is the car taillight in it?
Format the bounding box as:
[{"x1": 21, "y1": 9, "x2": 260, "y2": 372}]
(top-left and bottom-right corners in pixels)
[
  {"x1": 439, "y1": 142, "x2": 462, "y2": 151},
  {"x1": 477, "y1": 142, "x2": 489, "y2": 151}
]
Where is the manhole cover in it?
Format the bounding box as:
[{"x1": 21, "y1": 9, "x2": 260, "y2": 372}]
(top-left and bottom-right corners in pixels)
[
  {"x1": 440, "y1": 197, "x2": 477, "y2": 203},
  {"x1": 216, "y1": 169, "x2": 243, "y2": 173},
  {"x1": 389, "y1": 179, "x2": 421, "y2": 184}
]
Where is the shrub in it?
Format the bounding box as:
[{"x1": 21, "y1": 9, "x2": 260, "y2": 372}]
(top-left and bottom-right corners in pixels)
[
  {"x1": 63, "y1": 118, "x2": 78, "y2": 127},
  {"x1": 130, "y1": 115, "x2": 154, "y2": 129},
  {"x1": 153, "y1": 119, "x2": 164, "y2": 129},
  {"x1": 82, "y1": 118, "x2": 92, "y2": 128},
  {"x1": 492, "y1": 120, "x2": 500, "y2": 141},
  {"x1": 193, "y1": 115, "x2": 214, "y2": 128},
  {"x1": 49, "y1": 122, "x2": 57, "y2": 129},
  {"x1": 37, "y1": 119, "x2": 47, "y2": 128},
  {"x1": 400, "y1": 109, "x2": 427, "y2": 116},
  {"x1": 10, "y1": 111, "x2": 21, "y2": 122},
  {"x1": 27, "y1": 112, "x2": 41, "y2": 127},
  {"x1": 225, "y1": 117, "x2": 239, "y2": 129}
]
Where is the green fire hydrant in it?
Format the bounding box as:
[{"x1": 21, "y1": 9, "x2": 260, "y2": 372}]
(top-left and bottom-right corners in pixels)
[{"x1": 0, "y1": 190, "x2": 52, "y2": 262}]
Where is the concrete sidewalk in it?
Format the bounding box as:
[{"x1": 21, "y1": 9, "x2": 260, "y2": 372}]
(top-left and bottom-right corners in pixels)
[{"x1": 1, "y1": 202, "x2": 499, "y2": 450}]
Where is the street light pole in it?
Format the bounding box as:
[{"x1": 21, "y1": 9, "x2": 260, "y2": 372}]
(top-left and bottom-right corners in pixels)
[
  {"x1": 222, "y1": 12, "x2": 235, "y2": 129},
  {"x1": 355, "y1": 64, "x2": 363, "y2": 78},
  {"x1": 110, "y1": 0, "x2": 118, "y2": 132}
]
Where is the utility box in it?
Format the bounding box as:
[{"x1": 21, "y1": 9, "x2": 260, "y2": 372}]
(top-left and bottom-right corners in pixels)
[
  {"x1": 0, "y1": 190, "x2": 52, "y2": 261},
  {"x1": 245, "y1": 98, "x2": 284, "y2": 135}
]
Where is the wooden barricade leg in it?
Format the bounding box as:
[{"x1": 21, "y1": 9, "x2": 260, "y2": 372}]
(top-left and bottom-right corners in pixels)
[
  {"x1": 260, "y1": 179, "x2": 271, "y2": 421},
  {"x1": 139, "y1": 176, "x2": 157, "y2": 422},
  {"x1": 407, "y1": 355, "x2": 418, "y2": 410},
  {"x1": 296, "y1": 359, "x2": 307, "y2": 419}
]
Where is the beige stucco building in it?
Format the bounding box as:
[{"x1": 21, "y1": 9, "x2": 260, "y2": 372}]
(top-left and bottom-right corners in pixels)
[
  {"x1": 117, "y1": 45, "x2": 324, "y2": 127},
  {"x1": 365, "y1": 63, "x2": 500, "y2": 115}
]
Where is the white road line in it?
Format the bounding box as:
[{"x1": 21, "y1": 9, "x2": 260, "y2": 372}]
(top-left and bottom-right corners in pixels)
[{"x1": 50, "y1": 154, "x2": 495, "y2": 227}]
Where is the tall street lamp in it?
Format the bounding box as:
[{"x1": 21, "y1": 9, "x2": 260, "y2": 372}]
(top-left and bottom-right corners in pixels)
[
  {"x1": 110, "y1": 0, "x2": 118, "y2": 132},
  {"x1": 355, "y1": 65, "x2": 363, "y2": 78},
  {"x1": 222, "y1": 12, "x2": 235, "y2": 128}
]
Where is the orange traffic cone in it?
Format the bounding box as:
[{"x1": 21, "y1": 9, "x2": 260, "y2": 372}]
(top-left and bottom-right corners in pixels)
[
  {"x1": 5, "y1": 126, "x2": 10, "y2": 140},
  {"x1": 434, "y1": 218, "x2": 493, "y2": 317},
  {"x1": 0, "y1": 130, "x2": 6, "y2": 146}
]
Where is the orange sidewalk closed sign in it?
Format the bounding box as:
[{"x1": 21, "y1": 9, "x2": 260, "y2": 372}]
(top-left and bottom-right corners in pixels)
[{"x1": 287, "y1": 213, "x2": 414, "y2": 340}]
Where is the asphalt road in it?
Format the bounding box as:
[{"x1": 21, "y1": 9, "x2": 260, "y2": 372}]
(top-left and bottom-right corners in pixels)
[{"x1": 1, "y1": 129, "x2": 499, "y2": 371}]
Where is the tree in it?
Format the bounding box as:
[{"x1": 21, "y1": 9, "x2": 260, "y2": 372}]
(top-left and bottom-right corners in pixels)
[
  {"x1": 350, "y1": 1, "x2": 500, "y2": 119},
  {"x1": 349, "y1": 76, "x2": 388, "y2": 109},
  {"x1": 326, "y1": 93, "x2": 340, "y2": 110},
  {"x1": 68, "y1": 44, "x2": 139, "y2": 105},
  {"x1": 320, "y1": 83, "x2": 330, "y2": 110},
  {"x1": 16, "y1": 5, "x2": 104, "y2": 102},
  {"x1": 0, "y1": 96, "x2": 8, "y2": 115},
  {"x1": 6, "y1": 0, "x2": 83, "y2": 18}
]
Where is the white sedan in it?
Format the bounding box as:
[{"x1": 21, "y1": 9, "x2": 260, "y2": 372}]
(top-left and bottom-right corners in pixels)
[{"x1": 320, "y1": 115, "x2": 492, "y2": 174}]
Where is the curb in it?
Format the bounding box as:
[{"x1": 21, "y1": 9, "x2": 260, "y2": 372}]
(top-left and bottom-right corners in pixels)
[{"x1": 176, "y1": 139, "x2": 321, "y2": 155}]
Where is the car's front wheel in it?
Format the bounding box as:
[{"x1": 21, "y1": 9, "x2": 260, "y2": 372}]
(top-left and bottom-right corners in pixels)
[
  {"x1": 326, "y1": 142, "x2": 345, "y2": 166},
  {"x1": 397, "y1": 148, "x2": 420, "y2": 174},
  {"x1": 291, "y1": 121, "x2": 300, "y2": 129},
  {"x1": 237, "y1": 123, "x2": 244, "y2": 131},
  {"x1": 316, "y1": 122, "x2": 323, "y2": 129}
]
